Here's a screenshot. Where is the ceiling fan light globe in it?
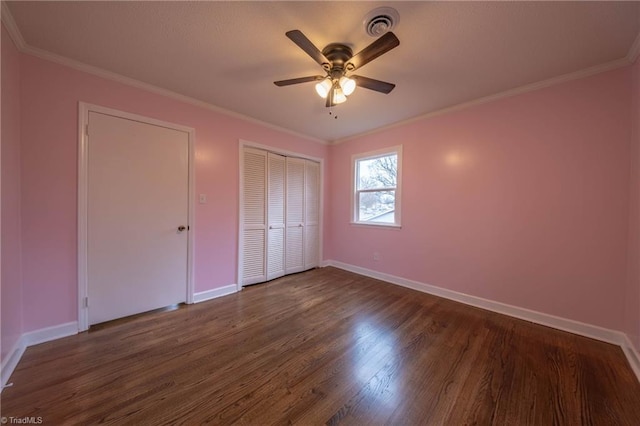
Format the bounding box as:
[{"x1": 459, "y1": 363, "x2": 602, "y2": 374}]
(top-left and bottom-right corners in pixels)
[
  {"x1": 315, "y1": 79, "x2": 332, "y2": 98},
  {"x1": 334, "y1": 88, "x2": 347, "y2": 104},
  {"x1": 339, "y1": 76, "x2": 356, "y2": 96}
]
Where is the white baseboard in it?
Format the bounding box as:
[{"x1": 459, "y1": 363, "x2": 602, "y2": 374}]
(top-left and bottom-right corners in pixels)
[
  {"x1": 1, "y1": 321, "x2": 78, "y2": 392},
  {"x1": 622, "y1": 336, "x2": 640, "y2": 382},
  {"x1": 3, "y1": 270, "x2": 639, "y2": 388},
  {"x1": 324, "y1": 260, "x2": 640, "y2": 382},
  {"x1": 1, "y1": 337, "x2": 26, "y2": 390},
  {"x1": 193, "y1": 284, "x2": 237, "y2": 303},
  {"x1": 22, "y1": 321, "x2": 78, "y2": 347}
]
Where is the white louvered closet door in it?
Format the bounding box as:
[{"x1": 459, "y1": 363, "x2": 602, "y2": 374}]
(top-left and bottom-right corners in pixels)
[
  {"x1": 267, "y1": 153, "x2": 286, "y2": 280},
  {"x1": 286, "y1": 157, "x2": 306, "y2": 274},
  {"x1": 242, "y1": 148, "x2": 267, "y2": 285},
  {"x1": 304, "y1": 160, "x2": 320, "y2": 269}
]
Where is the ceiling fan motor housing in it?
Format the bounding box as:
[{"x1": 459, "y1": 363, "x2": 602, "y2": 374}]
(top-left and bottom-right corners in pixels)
[{"x1": 322, "y1": 43, "x2": 354, "y2": 76}]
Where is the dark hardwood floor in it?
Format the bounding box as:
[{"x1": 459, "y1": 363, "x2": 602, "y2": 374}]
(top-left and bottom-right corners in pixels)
[{"x1": 2, "y1": 267, "x2": 639, "y2": 425}]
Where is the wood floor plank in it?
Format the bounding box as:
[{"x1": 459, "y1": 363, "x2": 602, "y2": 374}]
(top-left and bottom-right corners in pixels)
[{"x1": 1, "y1": 267, "x2": 639, "y2": 425}]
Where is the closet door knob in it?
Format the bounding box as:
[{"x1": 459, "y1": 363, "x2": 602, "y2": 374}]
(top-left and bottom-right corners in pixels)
[{"x1": 178, "y1": 226, "x2": 187, "y2": 232}]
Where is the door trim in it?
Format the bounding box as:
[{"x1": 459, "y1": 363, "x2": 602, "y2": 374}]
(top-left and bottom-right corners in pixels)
[
  {"x1": 77, "y1": 102, "x2": 196, "y2": 332},
  {"x1": 237, "y1": 139, "x2": 324, "y2": 291}
]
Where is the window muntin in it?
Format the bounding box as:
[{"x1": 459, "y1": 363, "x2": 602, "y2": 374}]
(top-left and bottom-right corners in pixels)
[{"x1": 353, "y1": 147, "x2": 401, "y2": 227}]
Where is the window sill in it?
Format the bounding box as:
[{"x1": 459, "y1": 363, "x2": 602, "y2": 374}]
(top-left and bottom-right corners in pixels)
[{"x1": 350, "y1": 221, "x2": 402, "y2": 229}]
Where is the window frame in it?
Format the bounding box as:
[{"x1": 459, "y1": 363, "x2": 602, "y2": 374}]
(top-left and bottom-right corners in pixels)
[{"x1": 351, "y1": 145, "x2": 402, "y2": 228}]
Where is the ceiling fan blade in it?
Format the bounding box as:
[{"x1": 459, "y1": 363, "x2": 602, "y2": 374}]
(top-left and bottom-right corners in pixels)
[
  {"x1": 352, "y1": 75, "x2": 396, "y2": 94},
  {"x1": 286, "y1": 30, "x2": 331, "y2": 70},
  {"x1": 346, "y1": 32, "x2": 399, "y2": 71},
  {"x1": 274, "y1": 76, "x2": 324, "y2": 87}
]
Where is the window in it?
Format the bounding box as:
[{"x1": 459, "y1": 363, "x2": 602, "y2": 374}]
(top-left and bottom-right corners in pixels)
[{"x1": 352, "y1": 146, "x2": 402, "y2": 227}]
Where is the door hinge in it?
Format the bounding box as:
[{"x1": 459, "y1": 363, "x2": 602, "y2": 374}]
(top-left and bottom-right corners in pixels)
[
  {"x1": 83, "y1": 297, "x2": 89, "y2": 308},
  {"x1": 85, "y1": 124, "x2": 89, "y2": 136}
]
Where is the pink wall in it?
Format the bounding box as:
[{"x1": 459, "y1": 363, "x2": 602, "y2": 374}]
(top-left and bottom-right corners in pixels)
[
  {"x1": 626, "y1": 58, "x2": 640, "y2": 351},
  {"x1": 1, "y1": 25, "x2": 24, "y2": 361},
  {"x1": 18, "y1": 54, "x2": 328, "y2": 332},
  {"x1": 328, "y1": 67, "x2": 632, "y2": 331},
  {"x1": 7, "y1": 30, "x2": 639, "y2": 341}
]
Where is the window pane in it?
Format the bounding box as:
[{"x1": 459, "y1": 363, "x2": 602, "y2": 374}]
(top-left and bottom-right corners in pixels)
[
  {"x1": 358, "y1": 190, "x2": 395, "y2": 223},
  {"x1": 357, "y1": 154, "x2": 397, "y2": 190}
]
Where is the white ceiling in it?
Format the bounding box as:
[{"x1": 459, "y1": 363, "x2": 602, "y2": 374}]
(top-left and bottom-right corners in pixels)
[{"x1": 4, "y1": 1, "x2": 640, "y2": 143}]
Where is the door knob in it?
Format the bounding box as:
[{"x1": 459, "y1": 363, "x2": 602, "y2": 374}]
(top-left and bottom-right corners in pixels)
[{"x1": 178, "y1": 226, "x2": 187, "y2": 232}]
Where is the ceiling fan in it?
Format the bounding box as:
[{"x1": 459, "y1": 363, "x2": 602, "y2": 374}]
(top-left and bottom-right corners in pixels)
[{"x1": 274, "y1": 30, "x2": 400, "y2": 107}]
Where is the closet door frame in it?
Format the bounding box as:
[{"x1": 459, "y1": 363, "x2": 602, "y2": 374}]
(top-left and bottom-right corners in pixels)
[{"x1": 237, "y1": 140, "x2": 324, "y2": 291}]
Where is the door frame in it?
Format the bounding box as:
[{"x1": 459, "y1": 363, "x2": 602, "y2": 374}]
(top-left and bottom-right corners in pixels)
[
  {"x1": 237, "y1": 139, "x2": 324, "y2": 291},
  {"x1": 77, "y1": 102, "x2": 196, "y2": 331}
]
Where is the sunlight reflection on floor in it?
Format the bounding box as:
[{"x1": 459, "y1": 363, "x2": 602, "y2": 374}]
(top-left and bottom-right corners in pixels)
[{"x1": 350, "y1": 318, "x2": 401, "y2": 409}]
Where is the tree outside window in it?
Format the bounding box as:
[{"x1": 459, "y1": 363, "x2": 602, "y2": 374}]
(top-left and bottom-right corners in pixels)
[{"x1": 353, "y1": 146, "x2": 402, "y2": 226}]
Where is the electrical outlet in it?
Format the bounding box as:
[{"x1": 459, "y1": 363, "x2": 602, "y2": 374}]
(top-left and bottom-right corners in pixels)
[{"x1": 373, "y1": 252, "x2": 380, "y2": 261}]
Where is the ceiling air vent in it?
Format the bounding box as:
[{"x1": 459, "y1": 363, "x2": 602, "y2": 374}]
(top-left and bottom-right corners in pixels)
[{"x1": 364, "y1": 7, "x2": 400, "y2": 37}]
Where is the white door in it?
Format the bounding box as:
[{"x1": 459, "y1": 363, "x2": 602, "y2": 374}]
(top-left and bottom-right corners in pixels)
[
  {"x1": 267, "y1": 153, "x2": 286, "y2": 280},
  {"x1": 304, "y1": 160, "x2": 320, "y2": 269},
  {"x1": 242, "y1": 148, "x2": 267, "y2": 285},
  {"x1": 87, "y1": 111, "x2": 189, "y2": 325},
  {"x1": 285, "y1": 157, "x2": 305, "y2": 274}
]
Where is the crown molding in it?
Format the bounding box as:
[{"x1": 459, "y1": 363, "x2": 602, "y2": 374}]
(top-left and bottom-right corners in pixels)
[
  {"x1": 4, "y1": 2, "x2": 638, "y2": 147},
  {"x1": 1, "y1": 2, "x2": 25, "y2": 50},
  {"x1": 1, "y1": 5, "x2": 326, "y2": 146},
  {"x1": 332, "y1": 57, "x2": 631, "y2": 145},
  {"x1": 22, "y1": 44, "x2": 327, "y2": 145},
  {"x1": 627, "y1": 31, "x2": 640, "y2": 64}
]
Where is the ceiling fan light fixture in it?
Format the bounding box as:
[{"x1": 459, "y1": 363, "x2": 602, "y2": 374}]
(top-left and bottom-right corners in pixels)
[
  {"x1": 275, "y1": 29, "x2": 399, "y2": 109},
  {"x1": 315, "y1": 78, "x2": 332, "y2": 98},
  {"x1": 334, "y1": 87, "x2": 347, "y2": 104},
  {"x1": 339, "y1": 76, "x2": 356, "y2": 96}
]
